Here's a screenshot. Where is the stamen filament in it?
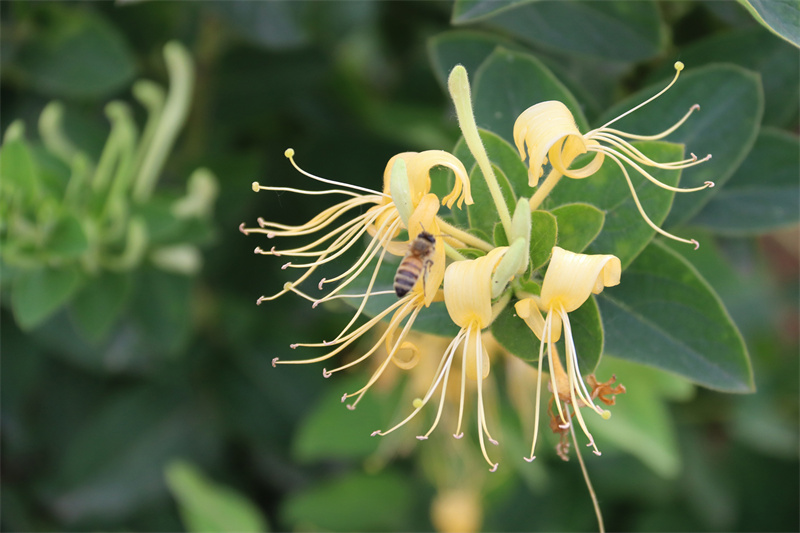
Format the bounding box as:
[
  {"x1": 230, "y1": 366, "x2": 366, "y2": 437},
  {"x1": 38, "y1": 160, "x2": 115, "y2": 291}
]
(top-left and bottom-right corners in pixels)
[
  {"x1": 285, "y1": 148, "x2": 388, "y2": 197},
  {"x1": 590, "y1": 103, "x2": 699, "y2": 142}
]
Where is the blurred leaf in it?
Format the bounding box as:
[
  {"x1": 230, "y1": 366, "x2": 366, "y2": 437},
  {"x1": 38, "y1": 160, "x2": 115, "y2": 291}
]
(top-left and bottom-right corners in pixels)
[
  {"x1": 598, "y1": 240, "x2": 753, "y2": 393},
  {"x1": 466, "y1": 164, "x2": 515, "y2": 237},
  {"x1": 737, "y1": 0, "x2": 800, "y2": 47},
  {"x1": 691, "y1": 128, "x2": 800, "y2": 235},
  {"x1": 293, "y1": 377, "x2": 383, "y2": 462},
  {"x1": 596, "y1": 64, "x2": 764, "y2": 228},
  {"x1": 551, "y1": 203, "x2": 605, "y2": 253},
  {"x1": 165, "y1": 459, "x2": 268, "y2": 533},
  {"x1": 472, "y1": 1, "x2": 665, "y2": 61},
  {"x1": 452, "y1": 0, "x2": 533, "y2": 23},
  {"x1": 428, "y1": 30, "x2": 521, "y2": 89},
  {"x1": 529, "y1": 210, "x2": 557, "y2": 271},
  {"x1": 48, "y1": 213, "x2": 89, "y2": 258},
  {"x1": 15, "y1": 6, "x2": 136, "y2": 98},
  {"x1": 210, "y1": 1, "x2": 309, "y2": 49},
  {"x1": 548, "y1": 141, "x2": 683, "y2": 268},
  {"x1": 472, "y1": 47, "x2": 588, "y2": 147},
  {"x1": 651, "y1": 27, "x2": 799, "y2": 127},
  {"x1": 70, "y1": 271, "x2": 132, "y2": 342},
  {"x1": 1, "y1": 136, "x2": 40, "y2": 202},
  {"x1": 282, "y1": 471, "x2": 415, "y2": 531},
  {"x1": 589, "y1": 356, "x2": 693, "y2": 479},
  {"x1": 11, "y1": 266, "x2": 82, "y2": 330},
  {"x1": 130, "y1": 267, "x2": 192, "y2": 354}
]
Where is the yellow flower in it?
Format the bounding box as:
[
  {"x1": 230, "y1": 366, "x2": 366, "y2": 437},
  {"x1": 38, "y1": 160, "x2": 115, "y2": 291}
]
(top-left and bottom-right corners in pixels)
[
  {"x1": 241, "y1": 149, "x2": 480, "y2": 412},
  {"x1": 372, "y1": 247, "x2": 511, "y2": 472},
  {"x1": 515, "y1": 246, "x2": 621, "y2": 460},
  {"x1": 513, "y1": 62, "x2": 713, "y2": 248}
]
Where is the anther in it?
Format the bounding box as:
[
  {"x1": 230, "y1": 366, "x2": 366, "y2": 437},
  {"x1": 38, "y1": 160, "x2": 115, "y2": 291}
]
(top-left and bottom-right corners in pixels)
[
  {"x1": 346, "y1": 404, "x2": 356, "y2": 411},
  {"x1": 690, "y1": 153, "x2": 698, "y2": 161},
  {"x1": 257, "y1": 217, "x2": 267, "y2": 227},
  {"x1": 312, "y1": 301, "x2": 321, "y2": 309},
  {"x1": 691, "y1": 239, "x2": 700, "y2": 250},
  {"x1": 323, "y1": 340, "x2": 332, "y2": 346},
  {"x1": 370, "y1": 430, "x2": 381, "y2": 437},
  {"x1": 341, "y1": 393, "x2": 347, "y2": 403},
  {"x1": 254, "y1": 247, "x2": 263, "y2": 254},
  {"x1": 252, "y1": 181, "x2": 261, "y2": 192},
  {"x1": 322, "y1": 369, "x2": 331, "y2": 378},
  {"x1": 239, "y1": 223, "x2": 249, "y2": 235},
  {"x1": 271, "y1": 357, "x2": 279, "y2": 367},
  {"x1": 290, "y1": 343, "x2": 298, "y2": 349},
  {"x1": 524, "y1": 455, "x2": 536, "y2": 463},
  {"x1": 256, "y1": 297, "x2": 265, "y2": 305},
  {"x1": 691, "y1": 103, "x2": 700, "y2": 111},
  {"x1": 453, "y1": 432, "x2": 464, "y2": 439},
  {"x1": 267, "y1": 232, "x2": 275, "y2": 239},
  {"x1": 489, "y1": 437, "x2": 499, "y2": 446},
  {"x1": 318, "y1": 278, "x2": 326, "y2": 290},
  {"x1": 489, "y1": 463, "x2": 499, "y2": 473},
  {"x1": 270, "y1": 246, "x2": 280, "y2": 256},
  {"x1": 416, "y1": 436, "x2": 428, "y2": 441},
  {"x1": 281, "y1": 262, "x2": 291, "y2": 270},
  {"x1": 704, "y1": 181, "x2": 715, "y2": 188},
  {"x1": 559, "y1": 422, "x2": 570, "y2": 429},
  {"x1": 593, "y1": 450, "x2": 602, "y2": 456}
]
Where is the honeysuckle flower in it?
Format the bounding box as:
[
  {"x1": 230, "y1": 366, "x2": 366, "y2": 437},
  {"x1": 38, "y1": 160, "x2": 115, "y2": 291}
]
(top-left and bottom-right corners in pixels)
[
  {"x1": 514, "y1": 62, "x2": 713, "y2": 248},
  {"x1": 515, "y1": 246, "x2": 622, "y2": 461},
  {"x1": 371, "y1": 247, "x2": 512, "y2": 472}
]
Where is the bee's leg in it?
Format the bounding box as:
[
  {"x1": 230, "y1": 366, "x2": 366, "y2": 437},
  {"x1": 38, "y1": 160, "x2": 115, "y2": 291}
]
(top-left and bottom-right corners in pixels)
[{"x1": 421, "y1": 259, "x2": 433, "y2": 294}]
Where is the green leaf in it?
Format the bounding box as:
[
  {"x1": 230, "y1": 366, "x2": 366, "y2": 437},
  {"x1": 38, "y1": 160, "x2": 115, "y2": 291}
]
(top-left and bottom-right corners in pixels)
[
  {"x1": 0, "y1": 137, "x2": 40, "y2": 203},
  {"x1": 130, "y1": 268, "x2": 192, "y2": 354},
  {"x1": 427, "y1": 30, "x2": 522, "y2": 89},
  {"x1": 70, "y1": 271, "x2": 132, "y2": 342},
  {"x1": 466, "y1": 164, "x2": 515, "y2": 237},
  {"x1": 691, "y1": 128, "x2": 800, "y2": 235},
  {"x1": 491, "y1": 303, "x2": 540, "y2": 362},
  {"x1": 282, "y1": 471, "x2": 415, "y2": 532},
  {"x1": 453, "y1": 128, "x2": 530, "y2": 198},
  {"x1": 48, "y1": 213, "x2": 89, "y2": 258},
  {"x1": 548, "y1": 141, "x2": 684, "y2": 268},
  {"x1": 588, "y1": 356, "x2": 693, "y2": 479},
  {"x1": 165, "y1": 460, "x2": 268, "y2": 533},
  {"x1": 737, "y1": 0, "x2": 800, "y2": 48},
  {"x1": 452, "y1": 0, "x2": 534, "y2": 23},
  {"x1": 293, "y1": 377, "x2": 383, "y2": 462},
  {"x1": 650, "y1": 27, "x2": 799, "y2": 127},
  {"x1": 11, "y1": 266, "x2": 82, "y2": 330},
  {"x1": 596, "y1": 64, "x2": 764, "y2": 228},
  {"x1": 597, "y1": 240, "x2": 753, "y2": 393},
  {"x1": 16, "y1": 6, "x2": 136, "y2": 98},
  {"x1": 529, "y1": 210, "x2": 557, "y2": 271},
  {"x1": 551, "y1": 203, "x2": 605, "y2": 253},
  {"x1": 471, "y1": 1, "x2": 665, "y2": 62},
  {"x1": 472, "y1": 47, "x2": 588, "y2": 147}
]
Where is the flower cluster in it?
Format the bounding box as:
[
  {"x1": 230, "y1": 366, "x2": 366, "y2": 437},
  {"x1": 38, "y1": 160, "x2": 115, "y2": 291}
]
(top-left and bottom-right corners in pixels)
[{"x1": 241, "y1": 62, "x2": 710, "y2": 472}]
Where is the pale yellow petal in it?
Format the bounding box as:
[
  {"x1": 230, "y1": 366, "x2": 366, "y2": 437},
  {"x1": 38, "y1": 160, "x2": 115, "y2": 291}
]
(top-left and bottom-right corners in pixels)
[
  {"x1": 408, "y1": 193, "x2": 446, "y2": 307},
  {"x1": 444, "y1": 247, "x2": 508, "y2": 329},
  {"x1": 540, "y1": 246, "x2": 621, "y2": 313},
  {"x1": 514, "y1": 298, "x2": 562, "y2": 342}
]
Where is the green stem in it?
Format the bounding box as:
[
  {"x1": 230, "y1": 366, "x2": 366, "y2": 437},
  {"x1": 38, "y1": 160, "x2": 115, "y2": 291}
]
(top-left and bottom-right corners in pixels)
[
  {"x1": 444, "y1": 242, "x2": 467, "y2": 261},
  {"x1": 447, "y1": 66, "x2": 513, "y2": 236},
  {"x1": 437, "y1": 218, "x2": 493, "y2": 252}
]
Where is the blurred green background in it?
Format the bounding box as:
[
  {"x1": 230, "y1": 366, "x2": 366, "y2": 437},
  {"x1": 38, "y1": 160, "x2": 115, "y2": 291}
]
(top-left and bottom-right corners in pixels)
[{"x1": 1, "y1": 1, "x2": 798, "y2": 532}]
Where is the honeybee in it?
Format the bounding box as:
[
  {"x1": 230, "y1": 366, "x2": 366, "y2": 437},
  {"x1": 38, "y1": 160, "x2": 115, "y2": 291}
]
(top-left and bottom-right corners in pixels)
[{"x1": 394, "y1": 230, "x2": 436, "y2": 298}]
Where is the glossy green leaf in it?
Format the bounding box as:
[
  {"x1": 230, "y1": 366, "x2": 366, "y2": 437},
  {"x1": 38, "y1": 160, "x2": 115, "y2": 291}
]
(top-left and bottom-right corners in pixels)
[
  {"x1": 473, "y1": 1, "x2": 665, "y2": 61},
  {"x1": 165, "y1": 460, "x2": 268, "y2": 533},
  {"x1": 48, "y1": 213, "x2": 89, "y2": 258},
  {"x1": 596, "y1": 64, "x2": 764, "y2": 227},
  {"x1": 737, "y1": 0, "x2": 800, "y2": 47},
  {"x1": 551, "y1": 203, "x2": 605, "y2": 253},
  {"x1": 649, "y1": 28, "x2": 799, "y2": 127},
  {"x1": 427, "y1": 30, "x2": 522, "y2": 89},
  {"x1": 453, "y1": 128, "x2": 530, "y2": 197},
  {"x1": 11, "y1": 266, "x2": 82, "y2": 330},
  {"x1": 472, "y1": 47, "x2": 588, "y2": 147},
  {"x1": 293, "y1": 377, "x2": 383, "y2": 461},
  {"x1": 589, "y1": 356, "x2": 693, "y2": 479},
  {"x1": 282, "y1": 471, "x2": 415, "y2": 532},
  {"x1": 492, "y1": 293, "x2": 602, "y2": 373},
  {"x1": 691, "y1": 128, "x2": 800, "y2": 235},
  {"x1": 529, "y1": 210, "x2": 557, "y2": 271},
  {"x1": 548, "y1": 141, "x2": 683, "y2": 268},
  {"x1": 597, "y1": 240, "x2": 753, "y2": 393},
  {"x1": 70, "y1": 271, "x2": 132, "y2": 342},
  {"x1": 466, "y1": 164, "x2": 515, "y2": 237},
  {"x1": 0, "y1": 137, "x2": 40, "y2": 202},
  {"x1": 16, "y1": 7, "x2": 136, "y2": 98},
  {"x1": 452, "y1": 0, "x2": 534, "y2": 23}
]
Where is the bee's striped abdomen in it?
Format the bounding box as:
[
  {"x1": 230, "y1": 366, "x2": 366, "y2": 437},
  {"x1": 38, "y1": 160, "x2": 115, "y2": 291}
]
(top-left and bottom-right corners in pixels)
[{"x1": 394, "y1": 257, "x2": 423, "y2": 297}]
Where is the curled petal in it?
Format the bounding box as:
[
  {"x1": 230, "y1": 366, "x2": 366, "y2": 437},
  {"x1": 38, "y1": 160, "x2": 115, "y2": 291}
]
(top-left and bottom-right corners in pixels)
[
  {"x1": 384, "y1": 151, "x2": 473, "y2": 210},
  {"x1": 514, "y1": 298, "x2": 562, "y2": 342},
  {"x1": 408, "y1": 193, "x2": 446, "y2": 307},
  {"x1": 444, "y1": 247, "x2": 508, "y2": 329},
  {"x1": 540, "y1": 246, "x2": 621, "y2": 313},
  {"x1": 392, "y1": 341, "x2": 421, "y2": 370}
]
